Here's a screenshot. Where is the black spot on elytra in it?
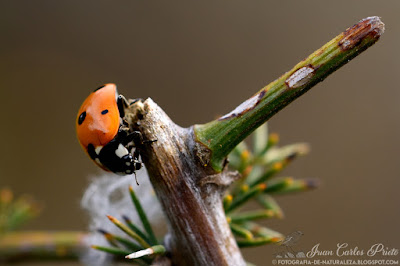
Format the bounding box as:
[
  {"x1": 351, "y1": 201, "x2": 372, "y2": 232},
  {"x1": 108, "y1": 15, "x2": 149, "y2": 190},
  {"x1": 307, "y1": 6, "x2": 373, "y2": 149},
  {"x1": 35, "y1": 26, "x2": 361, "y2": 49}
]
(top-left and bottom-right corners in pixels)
[
  {"x1": 87, "y1": 144, "x2": 97, "y2": 160},
  {"x1": 94, "y1": 85, "x2": 105, "y2": 92},
  {"x1": 78, "y1": 111, "x2": 86, "y2": 125},
  {"x1": 101, "y1": 109, "x2": 109, "y2": 115}
]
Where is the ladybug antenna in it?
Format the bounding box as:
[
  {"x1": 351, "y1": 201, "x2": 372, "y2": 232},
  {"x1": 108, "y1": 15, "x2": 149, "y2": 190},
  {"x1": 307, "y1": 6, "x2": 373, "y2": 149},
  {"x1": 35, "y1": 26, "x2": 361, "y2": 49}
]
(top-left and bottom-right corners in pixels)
[{"x1": 134, "y1": 172, "x2": 139, "y2": 186}]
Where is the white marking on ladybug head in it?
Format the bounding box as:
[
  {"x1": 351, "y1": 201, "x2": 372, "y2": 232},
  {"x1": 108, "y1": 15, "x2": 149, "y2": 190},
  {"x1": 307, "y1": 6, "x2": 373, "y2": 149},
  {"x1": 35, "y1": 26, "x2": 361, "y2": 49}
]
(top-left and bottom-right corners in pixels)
[
  {"x1": 126, "y1": 162, "x2": 131, "y2": 166},
  {"x1": 115, "y1": 144, "x2": 129, "y2": 158},
  {"x1": 126, "y1": 169, "x2": 132, "y2": 174},
  {"x1": 95, "y1": 146, "x2": 103, "y2": 155}
]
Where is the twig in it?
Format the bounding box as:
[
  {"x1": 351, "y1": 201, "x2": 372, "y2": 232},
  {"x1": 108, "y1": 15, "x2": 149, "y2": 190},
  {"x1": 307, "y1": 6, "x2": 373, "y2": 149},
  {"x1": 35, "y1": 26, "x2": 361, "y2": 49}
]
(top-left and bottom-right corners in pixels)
[
  {"x1": 0, "y1": 231, "x2": 86, "y2": 262},
  {"x1": 124, "y1": 16, "x2": 384, "y2": 266},
  {"x1": 195, "y1": 17, "x2": 384, "y2": 172}
]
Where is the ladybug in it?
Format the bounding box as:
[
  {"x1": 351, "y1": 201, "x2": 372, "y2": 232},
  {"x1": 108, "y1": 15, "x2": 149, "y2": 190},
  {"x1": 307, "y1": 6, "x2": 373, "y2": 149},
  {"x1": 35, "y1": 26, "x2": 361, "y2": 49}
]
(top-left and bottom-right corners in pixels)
[{"x1": 76, "y1": 84, "x2": 145, "y2": 180}]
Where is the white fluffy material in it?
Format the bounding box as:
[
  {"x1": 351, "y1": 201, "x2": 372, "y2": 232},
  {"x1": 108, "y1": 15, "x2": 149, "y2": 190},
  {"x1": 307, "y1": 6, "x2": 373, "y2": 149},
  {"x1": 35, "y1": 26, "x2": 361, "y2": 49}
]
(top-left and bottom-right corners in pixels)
[{"x1": 80, "y1": 168, "x2": 164, "y2": 266}]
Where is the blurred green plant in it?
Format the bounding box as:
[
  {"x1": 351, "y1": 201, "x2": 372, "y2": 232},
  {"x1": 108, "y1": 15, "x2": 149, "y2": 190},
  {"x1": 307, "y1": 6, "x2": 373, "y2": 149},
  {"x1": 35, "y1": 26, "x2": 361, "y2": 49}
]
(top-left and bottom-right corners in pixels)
[
  {"x1": 92, "y1": 186, "x2": 167, "y2": 264},
  {"x1": 0, "y1": 187, "x2": 41, "y2": 235},
  {"x1": 0, "y1": 188, "x2": 86, "y2": 262},
  {"x1": 92, "y1": 123, "x2": 317, "y2": 264},
  {"x1": 0, "y1": 16, "x2": 384, "y2": 265},
  {"x1": 89, "y1": 16, "x2": 384, "y2": 265},
  {"x1": 225, "y1": 123, "x2": 317, "y2": 248}
]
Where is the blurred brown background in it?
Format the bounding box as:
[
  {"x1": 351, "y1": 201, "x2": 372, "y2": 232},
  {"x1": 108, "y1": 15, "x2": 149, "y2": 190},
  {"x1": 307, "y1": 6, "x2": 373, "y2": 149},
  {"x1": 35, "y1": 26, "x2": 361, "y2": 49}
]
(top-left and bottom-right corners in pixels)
[{"x1": 1, "y1": 1, "x2": 399, "y2": 265}]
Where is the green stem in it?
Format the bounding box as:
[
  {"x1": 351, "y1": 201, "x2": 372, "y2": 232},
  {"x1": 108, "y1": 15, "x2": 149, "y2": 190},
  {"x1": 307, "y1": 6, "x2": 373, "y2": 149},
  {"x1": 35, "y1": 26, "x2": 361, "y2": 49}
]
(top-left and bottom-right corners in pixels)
[{"x1": 195, "y1": 17, "x2": 384, "y2": 172}]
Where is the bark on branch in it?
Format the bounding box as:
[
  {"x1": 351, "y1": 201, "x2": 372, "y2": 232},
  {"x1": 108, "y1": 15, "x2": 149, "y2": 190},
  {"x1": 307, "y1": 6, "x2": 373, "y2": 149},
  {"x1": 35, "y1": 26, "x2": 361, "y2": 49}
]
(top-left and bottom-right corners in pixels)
[{"x1": 126, "y1": 99, "x2": 245, "y2": 265}]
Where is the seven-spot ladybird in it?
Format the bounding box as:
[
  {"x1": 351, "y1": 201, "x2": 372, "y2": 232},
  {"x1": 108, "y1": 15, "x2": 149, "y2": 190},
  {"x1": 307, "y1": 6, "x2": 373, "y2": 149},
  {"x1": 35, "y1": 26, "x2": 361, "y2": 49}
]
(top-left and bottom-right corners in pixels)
[{"x1": 76, "y1": 84, "x2": 144, "y2": 177}]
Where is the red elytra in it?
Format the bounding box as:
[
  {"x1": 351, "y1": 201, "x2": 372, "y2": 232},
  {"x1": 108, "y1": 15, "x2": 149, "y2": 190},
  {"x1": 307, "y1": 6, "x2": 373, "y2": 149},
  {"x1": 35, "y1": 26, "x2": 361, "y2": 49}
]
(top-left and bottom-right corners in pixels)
[{"x1": 76, "y1": 83, "x2": 120, "y2": 159}]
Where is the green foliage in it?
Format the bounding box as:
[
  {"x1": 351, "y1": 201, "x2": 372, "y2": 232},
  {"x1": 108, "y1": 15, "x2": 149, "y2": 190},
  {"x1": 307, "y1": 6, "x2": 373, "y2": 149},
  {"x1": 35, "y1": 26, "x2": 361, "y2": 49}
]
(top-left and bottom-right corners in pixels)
[
  {"x1": 94, "y1": 124, "x2": 318, "y2": 265},
  {"x1": 0, "y1": 188, "x2": 41, "y2": 235},
  {"x1": 195, "y1": 17, "x2": 383, "y2": 172},
  {"x1": 225, "y1": 124, "x2": 318, "y2": 248},
  {"x1": 93, "y1": 186, "x2": 166, "y2": 264}
]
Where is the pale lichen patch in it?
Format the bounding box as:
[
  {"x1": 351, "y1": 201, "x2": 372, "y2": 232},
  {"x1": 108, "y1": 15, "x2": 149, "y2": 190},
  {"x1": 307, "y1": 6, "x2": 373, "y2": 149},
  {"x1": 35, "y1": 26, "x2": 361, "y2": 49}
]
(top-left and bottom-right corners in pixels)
[
  {"x1": 285, "y1": 66, "x2": 315, "y2": 89},
  {"x1": 219, "y1": 94, "x2": 260, "y2": 120}
]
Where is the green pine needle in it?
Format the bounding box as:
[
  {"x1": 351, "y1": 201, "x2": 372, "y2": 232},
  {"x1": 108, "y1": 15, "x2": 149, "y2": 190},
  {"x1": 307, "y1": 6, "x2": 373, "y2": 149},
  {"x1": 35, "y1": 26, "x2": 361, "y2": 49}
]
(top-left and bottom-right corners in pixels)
[{"x1": 128, "y1": 186, "x2": 158, "y2": 245}]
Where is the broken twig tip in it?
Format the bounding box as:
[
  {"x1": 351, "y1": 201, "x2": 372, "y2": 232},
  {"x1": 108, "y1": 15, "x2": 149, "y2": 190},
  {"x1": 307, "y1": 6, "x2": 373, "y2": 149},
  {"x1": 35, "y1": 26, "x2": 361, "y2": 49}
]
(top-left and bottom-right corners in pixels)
[
  {"x1": 362, "y1": 16, "x2": 385, "y2": 35},
  {"x1": 340, "y1": 16, "x2": 385, "y2": 51}
]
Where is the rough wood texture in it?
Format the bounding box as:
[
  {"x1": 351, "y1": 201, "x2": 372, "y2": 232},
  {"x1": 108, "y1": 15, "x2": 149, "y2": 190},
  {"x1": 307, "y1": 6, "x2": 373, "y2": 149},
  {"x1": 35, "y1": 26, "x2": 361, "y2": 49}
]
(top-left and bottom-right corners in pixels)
[{"x1": 126, "y1": 98, "x2": 245, "y2": 266}]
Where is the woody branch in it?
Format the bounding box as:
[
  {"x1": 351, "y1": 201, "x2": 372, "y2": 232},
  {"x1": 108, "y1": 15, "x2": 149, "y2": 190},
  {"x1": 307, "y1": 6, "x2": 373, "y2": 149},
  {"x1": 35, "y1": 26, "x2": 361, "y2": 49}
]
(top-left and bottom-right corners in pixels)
[{"x1": 124, "y1": 17, "x2": 383, "y2": 265}]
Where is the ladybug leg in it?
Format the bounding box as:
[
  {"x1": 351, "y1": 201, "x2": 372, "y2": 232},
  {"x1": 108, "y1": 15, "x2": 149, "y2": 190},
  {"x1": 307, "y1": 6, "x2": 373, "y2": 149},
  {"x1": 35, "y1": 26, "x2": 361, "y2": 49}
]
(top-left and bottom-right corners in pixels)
[
  {"x1": 118, "y1": 131, "x2": 144, "y2": 185},
  {"x1": 128, "y1": 131, "x2": 158, "y2": 146},
  {"x1": 131, "y1": 131, "x2": 143, "y2": 145},
  {"x1": 121, "y1": 131, "x2": 144, "y2": 146},
  {"x1": 133, "y1": 148, "x2": 142, "y2": 171},
  {"x1": 133, "y1": 171, "x2": 139, "y2": 186},
  {"x1": 142, "y1": 139, "x2": 157, "y2": 144},
  {"x1": 117, "y1": 130, "x2": 157, "y2": 186},
  {"x1": 132, "y1": 148, "x2": 142, "y2": 186},
  {"x1": 116, "y1": 128, "x2": 129, "y2": 139}
]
